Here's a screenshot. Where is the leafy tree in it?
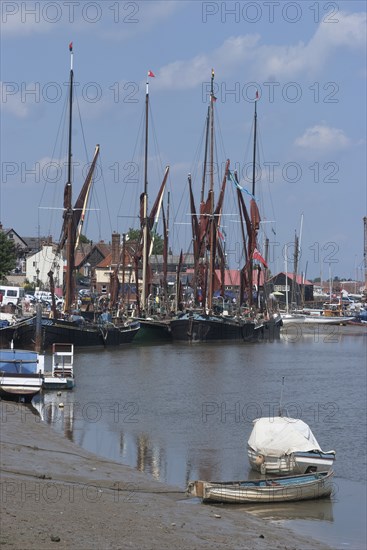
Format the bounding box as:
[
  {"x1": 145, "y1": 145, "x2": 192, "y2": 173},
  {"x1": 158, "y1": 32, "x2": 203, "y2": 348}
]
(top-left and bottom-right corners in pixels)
[
  {"x1": 127, "y1": 227, "x2": 164, "y2": 255},
  {"x1": 127, "y1": 228, "x2": 140, "y2": 242},
  {"x1": 150, "y1": 232, "x2": 164, "y2": 255},
  {"x1": 78, "y1": 233, "x2": 90, "y2": 244},
  {"x1": 24, "y1": 280, "x2": 36, "y2": 291},
  {"x1": 0, "y1": 232, "x2": 16, "y2": 281}
]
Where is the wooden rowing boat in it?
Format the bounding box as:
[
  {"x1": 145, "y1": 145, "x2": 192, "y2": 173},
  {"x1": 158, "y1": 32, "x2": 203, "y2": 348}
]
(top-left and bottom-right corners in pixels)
[{"x1": 187, "y1": 470, "x2": 334, "y2": 504}]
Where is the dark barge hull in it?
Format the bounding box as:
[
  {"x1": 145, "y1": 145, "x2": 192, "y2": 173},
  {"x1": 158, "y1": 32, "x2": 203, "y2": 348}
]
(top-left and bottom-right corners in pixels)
[
  {"x1": 133, "y1": 318, "x2": 172, "y2": 343},
  {"x1": 170, "y1": 313, "x2": 282, "y2": 343},
  {"x1": 11, "y1": 316, "x2": 140, "y2": 350}
]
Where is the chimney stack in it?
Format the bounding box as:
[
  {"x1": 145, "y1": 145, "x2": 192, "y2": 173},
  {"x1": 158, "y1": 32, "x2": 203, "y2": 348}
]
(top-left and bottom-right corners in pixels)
[{"x1": 111, "y1": 232, "x2": 121, "y2": 267}]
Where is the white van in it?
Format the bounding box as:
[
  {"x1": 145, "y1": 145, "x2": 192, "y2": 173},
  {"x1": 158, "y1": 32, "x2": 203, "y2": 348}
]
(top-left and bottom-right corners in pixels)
[{"x1": 0, "y1": 286, "x2": 25, "y2": 307}]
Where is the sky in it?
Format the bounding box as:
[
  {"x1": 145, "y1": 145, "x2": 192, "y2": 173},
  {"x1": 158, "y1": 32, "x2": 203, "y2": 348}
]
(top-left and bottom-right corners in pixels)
[{"x1": 1, "y1": 0, "x2": 366, "y2": 282}]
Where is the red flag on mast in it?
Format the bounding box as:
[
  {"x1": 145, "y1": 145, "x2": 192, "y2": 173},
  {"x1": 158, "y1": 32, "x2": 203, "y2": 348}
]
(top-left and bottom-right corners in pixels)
[
  {"x1": 147, "y1": 70, "x2": 155, "y2": 77},
  {"x1": 253, "y1": 248, "x2": 268, "y2": 268},
  {"x1": 69, "y1": 42, "x2": 73, "y2": 52}
]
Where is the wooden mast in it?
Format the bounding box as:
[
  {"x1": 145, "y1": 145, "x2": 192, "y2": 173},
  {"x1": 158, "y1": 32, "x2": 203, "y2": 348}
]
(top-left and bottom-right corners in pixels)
[
  {"x1": 207, "y1": 69, "x2": 215, "y2": 312},
  {"x1": 251, "y1": 94, "x2": 258, "y2": 197},
  {"x1": 64, "y1": 42, "x2": 74, "y2": 314},
  {"x1": 248, "y1": 93, "x2": 259, "y2": 307},
  {"x1": 201, "y1": 107, "x2": 210, "y2": 204},
  {"x1": 141, "y1": 74, "x2": 150, "y2": 312}
]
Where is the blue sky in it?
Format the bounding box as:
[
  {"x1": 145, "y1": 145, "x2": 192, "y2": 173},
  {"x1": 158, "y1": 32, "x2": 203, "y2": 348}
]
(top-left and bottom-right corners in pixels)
[{"x1": 1, "y1": 0, "x2": 366, "y2": 281}]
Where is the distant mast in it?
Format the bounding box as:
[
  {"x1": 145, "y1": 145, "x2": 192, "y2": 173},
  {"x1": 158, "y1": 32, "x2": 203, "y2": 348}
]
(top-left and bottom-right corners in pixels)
[
  {"x1": 251, "y1": 91, "x2": 258, "y2": 197},
  {"x1": 248, "y1": 91, "x2": 259, "y2": 306},
  {"x1": 141, "y1": 72, "x2": 150, "y2": 310},
  {"x1": 364, "y1": 217, "x2": 367, "y2": 289},
  {"x1": 207, "y1": 69, "x2": 215, "y2": 312},
  {"x1": 64, "y1": 42, "x2": 74, "y2": 314}
]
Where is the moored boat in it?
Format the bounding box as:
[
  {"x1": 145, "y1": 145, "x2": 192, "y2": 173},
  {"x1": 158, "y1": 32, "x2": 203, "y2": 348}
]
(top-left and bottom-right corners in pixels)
[
  {"x1": 247, "y1": 416, "x2": 336, "y2": 475},
  {"x1": 132, "y1": 317, "x2": 171, "y2": 342},
  {"x1": 0, "y1": 348, "x2": 44, "y2": 402},
  {"x1": 170, "y1": 73, "x2": 282, "y2": 343},
  {"x1": 15, "y1": 45, "x2": 141, "y2": 351},
  {"x1": 170, "y1": 311, "x2": 282, "y2": 342},
  {"x1": 11, "y1": 314, "x2": 140, "y2": 350},
  {"x1": 303, "y1": 314, "x2": 355, "y2": 325},
  {"x1": 187, "y1": 470, "x2": 334, "y2": 503}
]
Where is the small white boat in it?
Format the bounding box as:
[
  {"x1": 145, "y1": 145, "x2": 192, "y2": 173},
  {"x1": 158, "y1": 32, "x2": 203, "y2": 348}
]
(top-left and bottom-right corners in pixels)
[
  {"x1": 43, "y1": 343, "x2": 74, "y2": 390},
  {"x1": 280, "y1": 313, "x2": 306, "y2": 324},
  {"x1": 247, "y1": 416, "x2": 335, "y2": 475},
  {"x1": 187, "y1": 471, "x2": 334, "y2": 503},
  {"x1": 303, "y1": 315, "x2": 355, "y2": 325},
  {"x1": 0, "y1": 348, "x2": 44, "y2": 402}
]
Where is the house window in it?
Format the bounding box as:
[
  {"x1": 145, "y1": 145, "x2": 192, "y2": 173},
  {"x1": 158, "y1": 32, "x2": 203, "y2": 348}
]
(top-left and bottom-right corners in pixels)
[
  {"x1": 33, "y1": 261, "x2": 36, "y2": 267},
  {"x1": 9, "y1": 232, "x2": 14, "y2": 239},
  {"x1": 101, "y1": 285, "x2": 107, "y2": 294}
]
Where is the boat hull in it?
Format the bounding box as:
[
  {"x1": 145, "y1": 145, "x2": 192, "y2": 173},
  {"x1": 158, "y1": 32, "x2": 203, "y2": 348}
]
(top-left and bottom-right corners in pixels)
[
  {"x1": 303, "y1": 316, "x2": 355, "y2": 325},
  {"x1": 0, "y1": 324, "x2": 16, "y2": 349},
  {"x1": 248, "y1": 446, "x2": 335, "y2": 475},
  {"x1": 170, "y1": 313, "x2": 281, "y2": 343},
  {"x1": 188, "y1": 471, "x2": 334, "y2": 504},
  {"x1": 12, "y1": 316, "x2": 140, "y2": 350},
  {"x1": 0, "y1": 349, "x2": 44, "y2": 402},
  {"x1": 132, "y1": 318, "x2": 172, "y2": 342},
  {"x1": 0, "y1": 373, "x2": 43, "y2": 402}
]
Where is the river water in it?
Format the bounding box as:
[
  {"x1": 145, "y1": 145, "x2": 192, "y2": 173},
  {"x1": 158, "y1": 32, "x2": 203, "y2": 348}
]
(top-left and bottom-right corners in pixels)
[{"x1": 34, "y1": 326, "x2": 366, "y2": 549}]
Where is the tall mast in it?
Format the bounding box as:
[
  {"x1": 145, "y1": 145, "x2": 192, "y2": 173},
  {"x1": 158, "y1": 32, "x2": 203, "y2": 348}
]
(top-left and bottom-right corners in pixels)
[
  {"x1": 291, "y1": 231, "x2": 299, "y2": 306},
  {"x1": 285, "y1": 243, "x2": 289, "y2": 314},
  {"x1": 64, "y1": 42, "x2": 74, "y2": 313},
  {"x1": 207, "y1": 69, "x2": 215, "y2": 312},
  {"x1": 251, "y1": 93, "x2": 258, "y2": 197},
  {"x1": 248, "y1": 92, "x2": 259, "y2": 307},
  {"x1": 201, "y1": 107, "x2": 210, "y2": 204},
  {"x1": 141, "y1": 74, "x2": 150, "y2": 310}
]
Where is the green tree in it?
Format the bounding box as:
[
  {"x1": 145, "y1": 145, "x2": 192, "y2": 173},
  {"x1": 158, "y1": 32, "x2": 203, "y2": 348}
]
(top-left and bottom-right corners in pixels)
[
  {"x1": 78, "y1": 233, "x2": 89, "y2": 244},
  {"x1": 127, "y1": 228, "x2": 140, "y2": 242},
  {"x1": 127, "y1": 228, "x2": 164, "y2": 255},
  {"x1": 0, "y1": 232, "x2": 16, "y2": 281}
]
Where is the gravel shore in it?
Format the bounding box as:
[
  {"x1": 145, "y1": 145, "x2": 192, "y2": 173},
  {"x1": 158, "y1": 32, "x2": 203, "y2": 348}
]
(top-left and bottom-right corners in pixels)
[{"x1": 0, "y1": 401, "x2": 332, "y2": 549}]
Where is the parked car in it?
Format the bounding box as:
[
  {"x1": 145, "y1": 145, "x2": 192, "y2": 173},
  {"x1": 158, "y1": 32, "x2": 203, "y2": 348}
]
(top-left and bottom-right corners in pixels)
[{"x1": 79, "y1": 289, "x2": 92, "y2": 302}]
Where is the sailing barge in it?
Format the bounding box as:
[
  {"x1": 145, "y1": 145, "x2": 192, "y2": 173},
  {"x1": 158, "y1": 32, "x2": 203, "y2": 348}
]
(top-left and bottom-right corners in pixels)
[{"x1": 170, "y1": 70, "x2": 282, "y2": 343}]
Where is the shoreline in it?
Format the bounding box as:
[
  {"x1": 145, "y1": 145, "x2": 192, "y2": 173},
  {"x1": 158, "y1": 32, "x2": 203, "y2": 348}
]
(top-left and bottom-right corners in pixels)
[{"x1": 1, "y1": 401, "x2": 333, "y2": 550}]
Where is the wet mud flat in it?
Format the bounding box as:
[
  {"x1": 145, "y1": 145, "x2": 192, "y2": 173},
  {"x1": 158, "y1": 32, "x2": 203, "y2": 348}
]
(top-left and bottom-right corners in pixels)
[{"x1": 0, "y1": 401, "x2": 333, "y2": 550}]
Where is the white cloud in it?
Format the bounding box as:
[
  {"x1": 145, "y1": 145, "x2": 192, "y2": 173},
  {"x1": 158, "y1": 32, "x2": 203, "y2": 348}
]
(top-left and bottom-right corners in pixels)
[
  {"x1": 151, "y1": 34, "x2": 261, "y2": 90},
  {"x1": 152, "y1": 10, "x2": 366, "y2": 89},
  {"x1": 294, "y1": 125, "x2": 351, "y2": 151},
  {"x1": 260, "y1": 11, "x2": 366, "y2": 78}
]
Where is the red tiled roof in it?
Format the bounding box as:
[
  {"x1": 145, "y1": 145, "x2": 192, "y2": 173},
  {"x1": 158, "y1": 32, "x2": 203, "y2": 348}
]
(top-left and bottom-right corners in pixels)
[
  {"x1": 95, "y1": 252, "x2": 112, "y2": 268},
  {"x1": 187, "y1": 268, "x2": 265, "y2": 286}
]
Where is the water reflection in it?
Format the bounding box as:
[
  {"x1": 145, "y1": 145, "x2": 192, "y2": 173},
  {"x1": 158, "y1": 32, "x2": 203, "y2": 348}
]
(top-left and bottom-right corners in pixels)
[
  {"x1": 242, "y1": 498, "x2": 334, "y2": 522},
  {"x1": 136, "y1": 433, "x2": 166, "y2": 481},
  {"x1": 30, "y1": 335, "x2": 366, "y2": 549},
  {"x1": 32, "y1": 394, "x2": 75, "y2": 442}
]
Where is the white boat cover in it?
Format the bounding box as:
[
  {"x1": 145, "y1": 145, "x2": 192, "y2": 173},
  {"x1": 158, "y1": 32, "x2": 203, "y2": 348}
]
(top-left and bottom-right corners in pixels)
[{"x1": 248, "y1": 416, "x2": 331, "y2": 456}]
